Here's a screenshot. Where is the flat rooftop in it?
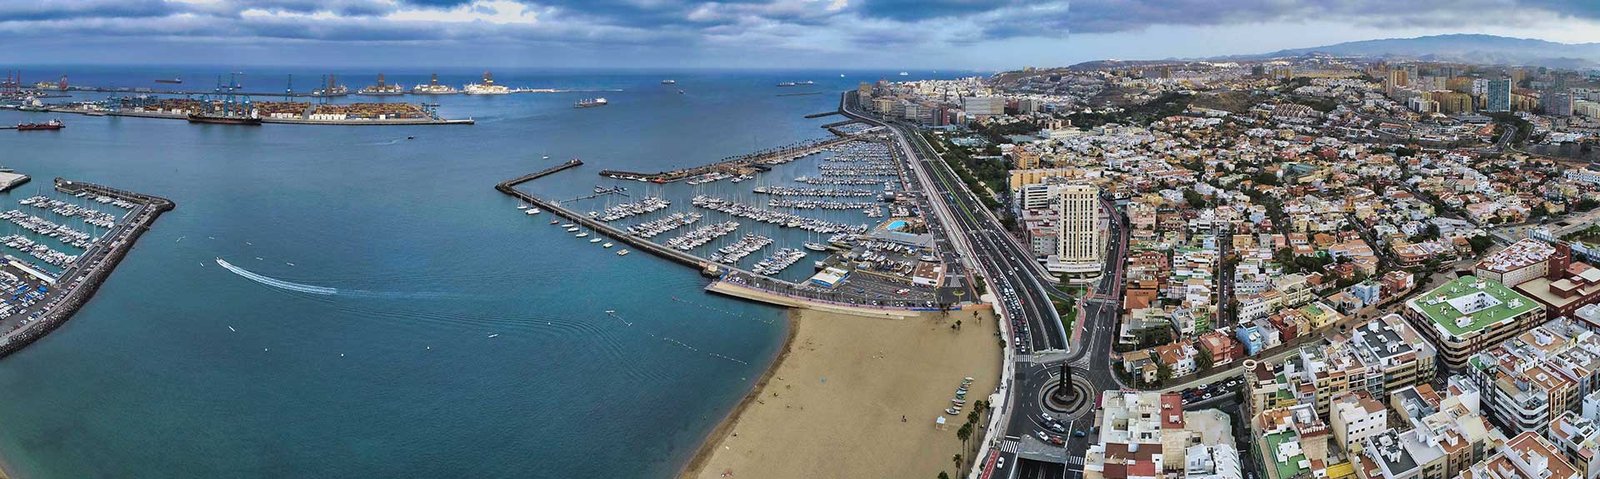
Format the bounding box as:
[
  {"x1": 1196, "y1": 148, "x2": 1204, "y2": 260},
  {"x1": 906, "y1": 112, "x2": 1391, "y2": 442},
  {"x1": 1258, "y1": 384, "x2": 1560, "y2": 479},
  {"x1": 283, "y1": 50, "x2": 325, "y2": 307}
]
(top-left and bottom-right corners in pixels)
[
  {"x1": 1475, "y1": 238, "x2": 1554, "y2": 274},
  {"x1": 1408, "y1": 275, "x2": 1540, "y2": 337}
]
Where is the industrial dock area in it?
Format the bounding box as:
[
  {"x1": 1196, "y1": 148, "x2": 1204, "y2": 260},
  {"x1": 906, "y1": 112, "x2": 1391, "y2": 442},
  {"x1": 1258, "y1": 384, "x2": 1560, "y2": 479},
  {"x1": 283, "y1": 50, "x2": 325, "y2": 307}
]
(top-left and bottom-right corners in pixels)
[
  {"x1": 496, "y1": 111, "x2": 974, "y2": 315},
  {"x1": 0, "y1": 178, "x2": 173, "y2": 358},
  {"x1": 0, "y1": 72, "x2": 475, "y2": 126}
]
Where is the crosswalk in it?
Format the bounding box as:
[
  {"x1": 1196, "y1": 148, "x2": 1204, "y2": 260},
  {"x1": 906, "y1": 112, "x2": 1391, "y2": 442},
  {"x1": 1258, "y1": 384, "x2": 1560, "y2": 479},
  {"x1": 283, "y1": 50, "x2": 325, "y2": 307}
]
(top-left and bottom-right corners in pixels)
[
  {"x1": 1000, "y1": 439, "x2": 1021, "y2": 453},
  {"x1": 1065, "y1": 456, "x2": 1085, "y2": 466}
]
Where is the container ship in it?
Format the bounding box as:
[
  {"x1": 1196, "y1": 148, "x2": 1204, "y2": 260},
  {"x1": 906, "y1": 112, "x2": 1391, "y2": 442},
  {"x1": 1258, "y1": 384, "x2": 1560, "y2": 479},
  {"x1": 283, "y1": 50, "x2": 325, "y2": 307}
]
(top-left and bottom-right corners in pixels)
[
  {"x1": 411, "y1": 73, "x2": 458, "y2": 95},
  {"x1": 16, "y1": 120, "x2": 64, "y2": 131},
  {"x1": 463, "y1": 71, "x2": 510, "y2": 95},
  {"x1": 154, "y1": 77, "x2": 183, "y2": 84},
  {"x1": 574, "y1": 98, "x2": 608, "y2": 108},
  {"x1": 357, "y1": 73, "x2": 405, "y2": 96}
]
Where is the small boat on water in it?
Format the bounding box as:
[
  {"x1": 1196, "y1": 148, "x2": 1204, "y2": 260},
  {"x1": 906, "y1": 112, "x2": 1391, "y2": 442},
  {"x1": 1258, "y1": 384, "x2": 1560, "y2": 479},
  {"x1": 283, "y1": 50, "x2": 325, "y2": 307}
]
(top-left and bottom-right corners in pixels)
[
  {"x1": 804, "y1": 242, "x2": 829, "y2": 252},
  {"x1": 576, "y1": 232, "x2": 590, "y2": 238},
  {"x1": 603, "y1": 243, "x2": 614, "y2": 248},
  {"x1": 589, "y1": 238, "x2": 603, "y2": 243},
  {"x1": 550, "y1": 219, "x2": 559, "y2": 224},
  {"x1": 518, "y1": 205, "x2": 528, "y2": 210},
  {"x1": 488, "y1": 333, "x2": 499, "y2": 338},
  {"x1": 561, "y1": 223, "x2": 575, "y2": 228},
  {"x1": 524, "y1": 208, "x2": 540, "y2": 215},
  {"x1": 617, "y1": 249, "x2": 630, "y2": 256}
]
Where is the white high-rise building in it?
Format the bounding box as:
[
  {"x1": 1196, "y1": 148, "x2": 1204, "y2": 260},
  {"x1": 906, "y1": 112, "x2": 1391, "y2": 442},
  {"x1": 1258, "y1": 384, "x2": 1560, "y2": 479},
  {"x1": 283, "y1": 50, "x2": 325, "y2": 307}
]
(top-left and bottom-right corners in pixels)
[{"x1": 1046, "y1": 183, "x2": 1104, "y2": 284}]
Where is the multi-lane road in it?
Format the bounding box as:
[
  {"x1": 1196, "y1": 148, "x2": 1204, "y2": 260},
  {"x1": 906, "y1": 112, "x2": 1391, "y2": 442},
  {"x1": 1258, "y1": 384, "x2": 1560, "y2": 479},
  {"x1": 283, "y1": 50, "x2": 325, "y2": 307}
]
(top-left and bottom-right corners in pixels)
[{"x1": 842, "y1": 92, "x2": 1131, "y2": 478}]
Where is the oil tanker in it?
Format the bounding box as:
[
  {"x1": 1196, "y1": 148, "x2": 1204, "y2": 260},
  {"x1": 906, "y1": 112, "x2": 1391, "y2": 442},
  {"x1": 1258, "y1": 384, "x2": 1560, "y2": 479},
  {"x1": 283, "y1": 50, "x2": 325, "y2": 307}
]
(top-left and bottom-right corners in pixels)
[{"x1": 16, "y1": 120, "x2": 64, "y2": 131}]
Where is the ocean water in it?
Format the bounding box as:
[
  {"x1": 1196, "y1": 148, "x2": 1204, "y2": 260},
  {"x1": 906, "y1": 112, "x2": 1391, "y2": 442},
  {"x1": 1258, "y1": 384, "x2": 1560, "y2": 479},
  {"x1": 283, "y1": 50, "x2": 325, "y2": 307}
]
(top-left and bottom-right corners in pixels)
[{"x1": 0, "y1": 67, "x2": 969, "y2": 478}]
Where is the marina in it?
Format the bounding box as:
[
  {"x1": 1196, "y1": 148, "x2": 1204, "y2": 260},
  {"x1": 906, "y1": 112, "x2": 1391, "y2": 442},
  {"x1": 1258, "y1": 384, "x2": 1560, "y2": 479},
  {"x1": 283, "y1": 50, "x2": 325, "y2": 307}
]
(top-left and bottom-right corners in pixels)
[
  {"x1": 492, "y1": 106, "x2": 960, "y2": 315},
  {"x1": 0, "y1": 178, "x2": 173, "y2": 359}
]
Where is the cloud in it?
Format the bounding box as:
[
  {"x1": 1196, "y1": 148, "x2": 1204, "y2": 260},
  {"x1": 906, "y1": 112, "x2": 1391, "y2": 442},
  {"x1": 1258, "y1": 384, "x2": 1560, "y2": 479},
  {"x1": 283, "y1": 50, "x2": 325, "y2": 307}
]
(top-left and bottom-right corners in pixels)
[{"x1": 3, "y1": 0, "x2": 1600, "y2": 68}]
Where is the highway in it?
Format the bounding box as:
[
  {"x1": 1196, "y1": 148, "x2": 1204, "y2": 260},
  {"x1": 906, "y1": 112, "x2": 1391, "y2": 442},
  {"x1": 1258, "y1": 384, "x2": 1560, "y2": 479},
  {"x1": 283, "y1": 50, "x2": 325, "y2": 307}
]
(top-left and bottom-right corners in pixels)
[{"x1": 842, "y1": 92, "x2": 1130, "y2": 478}]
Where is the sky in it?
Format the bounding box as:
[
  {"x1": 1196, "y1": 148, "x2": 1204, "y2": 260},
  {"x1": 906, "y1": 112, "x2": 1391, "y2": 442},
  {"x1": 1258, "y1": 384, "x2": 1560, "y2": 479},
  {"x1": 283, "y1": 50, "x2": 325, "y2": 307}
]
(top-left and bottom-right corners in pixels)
[{"x1": 5, "y1": 0, "x2": 1600, "y2": 70}]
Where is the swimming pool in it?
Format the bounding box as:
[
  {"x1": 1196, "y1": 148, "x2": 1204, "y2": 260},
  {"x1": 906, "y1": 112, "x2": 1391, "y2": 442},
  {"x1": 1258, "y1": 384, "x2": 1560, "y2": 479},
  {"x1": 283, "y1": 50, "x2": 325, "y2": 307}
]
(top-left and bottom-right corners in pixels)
[{"x1": 886, "y1": 220, "x2": 908, "y2": 231}]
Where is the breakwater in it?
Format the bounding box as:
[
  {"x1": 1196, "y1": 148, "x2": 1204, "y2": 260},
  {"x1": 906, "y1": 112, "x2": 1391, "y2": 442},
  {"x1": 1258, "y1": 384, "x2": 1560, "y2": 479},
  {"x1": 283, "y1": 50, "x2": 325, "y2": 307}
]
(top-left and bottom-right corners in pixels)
[
  {"x1": 0, "y1": 178, "x2": 173, "y2": 359},
  {"x1": 597, "y1": 136, "x2": 857, "y2": 183}
]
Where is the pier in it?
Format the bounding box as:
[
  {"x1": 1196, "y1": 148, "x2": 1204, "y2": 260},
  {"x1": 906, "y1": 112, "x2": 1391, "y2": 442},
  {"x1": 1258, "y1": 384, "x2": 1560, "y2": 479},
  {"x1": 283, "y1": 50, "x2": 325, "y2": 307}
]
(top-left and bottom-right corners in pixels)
[
  {"x1": 0, "y1": 178, "x2": 173, "y2": 359},
  {"x1": 498, "y1": 159, "x2": 584, "y2": 189},
  {"x1": 597, "y1": 135, "x2": 858, "y2": 183},
  {"x1": 804, "y1": 111, "x2": 840, "y2": 119}
]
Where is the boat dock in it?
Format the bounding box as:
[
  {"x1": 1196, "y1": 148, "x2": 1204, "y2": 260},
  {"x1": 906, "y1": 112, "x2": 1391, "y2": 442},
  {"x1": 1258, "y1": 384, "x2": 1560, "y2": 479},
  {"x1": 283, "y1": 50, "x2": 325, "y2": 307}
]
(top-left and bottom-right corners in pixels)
[
  {"x1": 597, "y1": 135, "x2": 858, "y2": 183},
  {"x1": 804, "y1": 111, "x2": 840, "y2": 119},
  {"x1": 0, "y1": 178, "x2": 173, "y2": 359},
  {"x1": 0, "y1": 171, "x2": 29, "y2": 192}
]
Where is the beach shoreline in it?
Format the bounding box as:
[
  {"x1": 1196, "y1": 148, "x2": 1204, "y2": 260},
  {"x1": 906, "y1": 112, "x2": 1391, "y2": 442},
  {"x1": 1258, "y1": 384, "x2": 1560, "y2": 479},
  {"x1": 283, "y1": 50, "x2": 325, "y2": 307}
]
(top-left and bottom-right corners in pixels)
[
  {"x1": 679, "y1": 306, "x2": 1001, "y2": 479},
  {"x1": 678, "y1": 308, "x2": 799, "y2": 479}
]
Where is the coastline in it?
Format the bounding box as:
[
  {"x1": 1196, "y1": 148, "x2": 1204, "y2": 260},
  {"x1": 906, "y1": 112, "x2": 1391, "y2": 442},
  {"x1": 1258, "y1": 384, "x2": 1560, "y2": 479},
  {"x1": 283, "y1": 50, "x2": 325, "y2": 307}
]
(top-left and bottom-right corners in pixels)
[
  {"x1": 679, "y1": 306, "x2": 1001, "y2": 479},
  {"x1": 679, "y1": 308, "x2": 799, "y2": 479}
]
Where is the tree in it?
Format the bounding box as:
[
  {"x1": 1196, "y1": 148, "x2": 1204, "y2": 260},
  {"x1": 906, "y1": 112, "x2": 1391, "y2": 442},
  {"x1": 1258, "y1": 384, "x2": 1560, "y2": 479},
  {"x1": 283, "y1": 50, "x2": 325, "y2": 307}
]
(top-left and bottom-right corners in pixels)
[
  {"x1": 957, "y1": 423, "x2": 973, "y2": 450},
  {"x1": 952, "y1": 453, "x2": 965, "y2": 477},
  {"x1": 1156, "y1": 359, "x2": 1172, "y2": 385},
  {"x1": 967, "y1": 409, "x2": 982, "y2": 427},
  {"x1": 1184, "y1": 189, "x2": 1207, "y2": 209},
  {"x1": 1196, "y1": 344, "x2": 1215, "y2": 371},
  {"x1": 939, "y1": 472, "x2": 951, "y2": 479}
]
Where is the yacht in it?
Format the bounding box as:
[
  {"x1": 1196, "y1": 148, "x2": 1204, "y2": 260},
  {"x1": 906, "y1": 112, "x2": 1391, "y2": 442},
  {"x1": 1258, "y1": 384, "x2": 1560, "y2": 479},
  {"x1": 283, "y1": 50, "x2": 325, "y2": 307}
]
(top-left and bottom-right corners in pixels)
[
  {"x1": 589, "y1": 238, "x2": 603, "y2": 243},
  {"x1": 575, "y1": 232, "x2": 590, "y2": 238},
  {"x1": 617, "y1": 249, "x2": 630, "y2": 256},
  {"x1": 804, "y1": 242, "x2": 829, "y2": 252},
  {"x1": 603, "y1": 243, "x2": 614, "y2": 248},
  {"x1": 463, "y1": 71, "x2": 511, "y2": 95}
]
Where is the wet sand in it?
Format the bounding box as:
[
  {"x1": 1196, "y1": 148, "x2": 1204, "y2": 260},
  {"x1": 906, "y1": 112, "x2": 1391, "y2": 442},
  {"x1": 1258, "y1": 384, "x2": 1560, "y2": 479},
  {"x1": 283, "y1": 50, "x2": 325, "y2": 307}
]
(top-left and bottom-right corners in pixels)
[{"x1": 681, "y1": 307, "x2": 1002, "y2": 479}]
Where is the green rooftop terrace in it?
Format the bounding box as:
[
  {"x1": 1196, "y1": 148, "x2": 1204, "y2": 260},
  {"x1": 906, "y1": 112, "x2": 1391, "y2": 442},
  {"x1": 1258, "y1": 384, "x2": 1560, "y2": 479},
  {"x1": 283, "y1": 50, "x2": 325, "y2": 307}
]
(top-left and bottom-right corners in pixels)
[
  {"x1": 1263, "y1": 430, "x2": 1308, "y2": 479},
  {"x1": 1407, "y1": 275, "x2": 1540, "y2": 337}
]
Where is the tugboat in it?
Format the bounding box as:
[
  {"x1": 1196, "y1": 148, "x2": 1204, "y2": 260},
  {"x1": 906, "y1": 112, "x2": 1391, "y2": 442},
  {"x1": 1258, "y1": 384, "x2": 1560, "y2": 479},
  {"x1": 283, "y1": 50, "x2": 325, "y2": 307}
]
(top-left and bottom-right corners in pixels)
[{"x1": 16, "y1": 119, "x2": 64, "y2": 131}]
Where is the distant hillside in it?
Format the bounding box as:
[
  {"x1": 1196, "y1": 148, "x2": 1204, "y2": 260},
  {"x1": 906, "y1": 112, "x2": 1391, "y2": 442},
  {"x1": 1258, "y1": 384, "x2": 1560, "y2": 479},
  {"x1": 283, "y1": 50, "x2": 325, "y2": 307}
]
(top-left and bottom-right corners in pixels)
[{"x1": 1253, "y1": 34, "x2": 1600, "y2": 69}]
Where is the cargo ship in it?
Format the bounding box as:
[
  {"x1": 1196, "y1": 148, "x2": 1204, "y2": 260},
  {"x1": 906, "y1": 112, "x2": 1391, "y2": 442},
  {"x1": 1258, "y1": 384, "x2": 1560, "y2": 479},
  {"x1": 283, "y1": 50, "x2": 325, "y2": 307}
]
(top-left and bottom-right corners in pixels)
[
  {"x1": 155, "y1": 77, "x2": 183, "y2": 84},
  {"x1": 574, "y1": 98, "x2": 608, "y2": 108},
  {"x1": 357, "y1": 73, "x2": 405, "y2": 96},
  {"x1": 411, "y1": 73, "x2": 458, "y2": 95},
  {"x1": 187, "y1": 113, "x2": 262, "y2": 126},
  {"x1": 16, "y1": 120, "x2": 64, "y2": 131}
]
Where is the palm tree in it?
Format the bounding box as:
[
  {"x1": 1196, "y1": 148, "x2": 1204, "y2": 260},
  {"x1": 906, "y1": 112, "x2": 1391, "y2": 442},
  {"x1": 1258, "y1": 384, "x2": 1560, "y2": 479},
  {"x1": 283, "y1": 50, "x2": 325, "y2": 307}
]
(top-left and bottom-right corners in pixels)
[
  {"x1": 938, "y1": 472, "x2": 951, "y2": 479},
  {"x1": 967, "y1": 409, "x2": 981, "y2": 427},
  {"x1": 957, "y1": 423, "x2": 973, "y2": 452},
  {"x1": 952, "y1": 454, "x2": 963, "y2": 477}
]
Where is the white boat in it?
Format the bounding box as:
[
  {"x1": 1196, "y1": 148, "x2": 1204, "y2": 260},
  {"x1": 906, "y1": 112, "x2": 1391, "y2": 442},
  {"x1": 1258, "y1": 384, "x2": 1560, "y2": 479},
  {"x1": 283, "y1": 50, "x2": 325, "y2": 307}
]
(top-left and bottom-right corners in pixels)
[
  {"x1": 804, "y1": 242, "x2": 829, "y2": 252},
  {"x1": 488, "y1": 333, "x2": 499, "y2": 338},
  {"x1": 576, "y1": 232, "x2": 590, "y2": 238},
  {"x1": 524, "y1": 209, "x2": 538, "y2": 215},
  {"x1": 589, "y1": 238, "x2": 602, "y2": 243},
  {"x1": 603, "y1": 243, "x2": 614, "y2": 248},
  {"x1": 617, "y1": 249, "x2": 630, "y2": 256},
  {"x1": 518, "y1": 205, "x2": 528, "y2": 210},
  {"x1": 530, "y1": 208, "x2": 540, "y2": 214}
]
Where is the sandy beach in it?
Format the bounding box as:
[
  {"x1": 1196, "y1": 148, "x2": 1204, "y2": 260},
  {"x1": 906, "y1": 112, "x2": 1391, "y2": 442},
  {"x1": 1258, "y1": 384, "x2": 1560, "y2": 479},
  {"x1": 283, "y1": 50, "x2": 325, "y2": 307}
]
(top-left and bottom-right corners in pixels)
[{"x1": 681, "y1": 307, "x2": 1002, "y2": 479}]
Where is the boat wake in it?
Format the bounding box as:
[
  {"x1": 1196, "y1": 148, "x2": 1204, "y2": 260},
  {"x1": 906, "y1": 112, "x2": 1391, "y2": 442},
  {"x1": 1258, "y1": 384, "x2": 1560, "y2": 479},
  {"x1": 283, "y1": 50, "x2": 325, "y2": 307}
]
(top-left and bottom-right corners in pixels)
[{"x1": 215, "y1": 258, "x2": 471, "y2": 299}]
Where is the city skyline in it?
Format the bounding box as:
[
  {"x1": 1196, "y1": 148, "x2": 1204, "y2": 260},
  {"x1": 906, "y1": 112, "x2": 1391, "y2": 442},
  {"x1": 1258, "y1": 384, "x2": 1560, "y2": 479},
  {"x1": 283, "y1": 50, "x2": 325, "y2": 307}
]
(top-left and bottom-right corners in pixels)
[{"x1": 6, "y1": 1, "x2": 1600, "y2": 69}]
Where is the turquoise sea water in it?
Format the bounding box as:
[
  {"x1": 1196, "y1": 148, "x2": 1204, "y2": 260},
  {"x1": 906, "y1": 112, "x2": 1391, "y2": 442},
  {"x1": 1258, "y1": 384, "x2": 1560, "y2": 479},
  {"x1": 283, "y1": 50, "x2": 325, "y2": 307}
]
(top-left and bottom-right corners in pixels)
[{"x1": 0, "y1": 68, "x2": 968, "y2": 478}]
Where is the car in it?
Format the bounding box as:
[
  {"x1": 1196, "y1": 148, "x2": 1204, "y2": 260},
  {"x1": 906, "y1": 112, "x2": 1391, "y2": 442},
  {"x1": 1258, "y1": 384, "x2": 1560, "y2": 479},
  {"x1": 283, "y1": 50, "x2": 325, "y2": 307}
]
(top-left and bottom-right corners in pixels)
[
  {"x1": 1073, "y1": 430, "x2": 1087, "y2": 437},
  {"x1": 1049, "y1": 423, "x2": 1066, "y2": 433},
  {"x1": 1035, "y1": 431, "x2": 1049, "y2": 441},
  {"x1": 997, "y1": 457, "x2": 1006, "y2": 469},
  {"x1": 1203, "y1": 393, "x2": 1212, "y2": 400},
  {"x1": 1050, "y1": 435, "x2": 1065, "y2": 446}
]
